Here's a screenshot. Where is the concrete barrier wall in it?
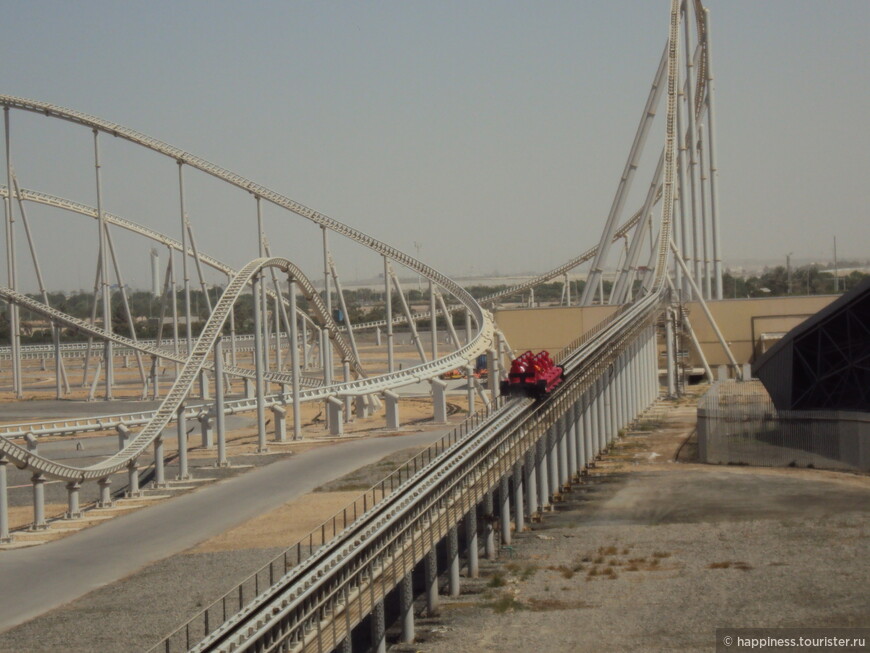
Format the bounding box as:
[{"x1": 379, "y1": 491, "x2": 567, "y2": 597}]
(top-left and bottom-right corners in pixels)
[
  {"x1": 493, "y1": 305, "x2": 617, "y2": 355},
  {"x1": 493, "y1": 295, "x2": 838, "y2": 368},
  {"x1": 697, "y1": 380, "x2": 869, "y2": 472}
]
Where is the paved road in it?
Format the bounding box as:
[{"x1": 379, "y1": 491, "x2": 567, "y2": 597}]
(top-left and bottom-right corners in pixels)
[{"x1": 0, "y1": 426, "x2": 455, "y2": 632}]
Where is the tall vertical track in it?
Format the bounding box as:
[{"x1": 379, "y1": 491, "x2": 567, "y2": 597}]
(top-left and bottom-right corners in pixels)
[{"x1": 2, "y1": 2, "x2": 707, "y2": 649}]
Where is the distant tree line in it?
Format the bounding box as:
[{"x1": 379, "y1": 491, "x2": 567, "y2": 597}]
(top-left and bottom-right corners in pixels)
[{"x1": 1, "y1": 266, "x2": 866, "y2": 345}]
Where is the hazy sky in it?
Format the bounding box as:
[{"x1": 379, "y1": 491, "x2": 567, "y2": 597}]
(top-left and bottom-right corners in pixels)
[{"x1": 1, "y1": 1, "x2": 868, "y2": 292}]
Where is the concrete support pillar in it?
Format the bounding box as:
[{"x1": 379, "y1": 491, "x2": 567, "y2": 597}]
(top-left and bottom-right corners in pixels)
[
  {"x1": 371, "y1": 598, "x2": 386, "y2": 653},
  {"x1": 0, "y1": 458, "x2": 10, "y2": 542},
  {"x1": 65, "y1": 481, "x2": 82, "y2": 519},
  {"x1": 586, "y1": 381, "x2": 599, "y2": 458},
  {"x1": 483, "y1": 492, "x2": 496, "y2": 559},
  {"x1": 575, "y1": 401, "x2": 586, "y2": 473},
  {"x1": 424, "y1": 548, "x2": 439, "y2": 616},
  {"x1": 384, "y1": 390, "x2": 400, "y2": 430},
  {"x1": 609, "y1": 371, "x2": 618, "y2": 445},
  {"x1": 244, "y1": 377, "x2": 254, "y2": 398},
  {"x1": 116, "y1": 424, "x2": 131, "y2": 451},
  {"x1": 465, "y1": 509, "x2": 479, "y2": 578},
  {"x1": 618, "y1": 352, "x2": 629, "y2": 430},
  {"x1": 581, "y1": 390, "x2": 595, "y2": 468},
  {"x1": 431, "y1": 379, "x2": 447, "y2": 424},
  {"x1": 513, "y1": 464, "x2": 525, "y2": 533},
  {"x1": 628, "y1": 339, "x2": 640, "y2": 421},
  {"x1": 537, "y1": 436, "x2": 550, "y2": 510},
  {"x1": 153, "y1": 436, "x2": 166, "y2": 488},
  {"x1": 176, "y1": 404, "x2": 190, "y2": 480},
  {"x1": 595, "y1": 378, "x2": 605, "y2": 454},
  {"x1": 499, "y1": 475, "x2": 511, "y2": 545},
  {"x1": 199, "y1": 370, "x2": 210, "y2": 400},
  {"x1": 252, "y1": 274, "x2": 268, "y2": 453},
  {"x1": 448, "y1": 524, "x2": 460, "y2": 597},
  {"x1": 548, "y1": 427, "x2": 559, "y2": 498},
  {"x1": 603, "y1": 373, "x2": 613, "y2": 445},
  {"x1": 354, "y1": 395, "x2": 369, "y2": 419},
  {"x1": 487, "y1": 348, "x2": 498, "y2": 398},
  {"x1": 558, "y1": 415, "x2": 569, "y2": 489},
  {"x1": 525, "y1": 448, "x2": 538, "y2": 517},
  {"x1": 466, "y1": 365, "x2": 475, "y2": 414},
  {"x1": 98, "y1": 477, "x2": 113, "y2": 508},
  {"x1": 567, "y1": 403, "x2": 579, "y2": 478},
  {"x1": 213, "y1": 337, "x2": 227, "y2": 460},
  {"x1": 199, "y1": 412, "x2": 213, "y2": 449},
  {"x1": 271, "y1": 404, "x2": 287, "y2": 442},
  {"x1": 127, "y1": 460, "x2": 140, "y2": 497},
  {"x1": 399, "y1": 572, "x2": 415, "y2": 644},
  {"x1": 327, "y1": 397, "x2": 344, "y2": 436},
  {"x1": 31, "y1": 473, "x2": 47, "y2": 530}
]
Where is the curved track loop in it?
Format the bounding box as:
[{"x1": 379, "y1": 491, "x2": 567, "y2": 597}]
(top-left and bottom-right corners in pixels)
[
  {"x1": 0, "y1": 185, "x2": 356, "y2": 374},
  {"x1": 0, "y1": 257, "x2": 494, "y2": 481},
  {"x1": 0, "y1": 93, "x2": 486, "y2": 329},
  {"x1": 0, "y1": 285, "x2": 309, "y2": 386}
]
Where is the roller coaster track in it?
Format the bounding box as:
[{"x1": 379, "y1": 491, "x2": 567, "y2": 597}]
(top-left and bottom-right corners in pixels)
[
  {"x1": 159, "y1": 270, "x2": 663, "y2": 653},
  {"x1": 0, "y1": 285, "x2": 314, "y2": 386},
  {"x1": 0, "y1": 255, "x2": 494, "y2": 480},
  {"x1": 145, "y1": 0, "x2": 680, "y2": 653},
  {"x1": 0, "y1": 4, "x2": 709, "y2": 650},
  {"x1": 0, "y1": 186, "x2": 340, "y2": 365},
  {"x1": 149, "y1": 2, "x2": 683, "y2": 647}
]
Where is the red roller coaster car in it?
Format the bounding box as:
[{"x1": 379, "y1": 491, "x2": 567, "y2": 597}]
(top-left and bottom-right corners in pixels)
[{"x1": 500, "y1": 350, "x2": 564, "y2": 399}]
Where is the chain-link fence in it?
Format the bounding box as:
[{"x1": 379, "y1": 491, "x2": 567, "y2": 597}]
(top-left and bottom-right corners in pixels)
[{"x1": 698, "y1": 380, "x2": 869, "y2": 472}]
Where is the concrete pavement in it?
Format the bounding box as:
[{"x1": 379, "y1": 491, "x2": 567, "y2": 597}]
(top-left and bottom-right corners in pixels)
[{"x1": 0, "y1": 425, "x2": 456, "y2": 632}]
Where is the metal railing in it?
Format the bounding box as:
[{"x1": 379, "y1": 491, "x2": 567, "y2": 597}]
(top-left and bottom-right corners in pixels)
[
  {"x1": 697, "y1": 380, "x2": 869, "y2": 471},
  {"x1": 150, "y1": 394, "x2": 517, "y2": 652}
]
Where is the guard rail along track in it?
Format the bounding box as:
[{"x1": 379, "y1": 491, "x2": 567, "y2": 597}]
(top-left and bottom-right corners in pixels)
[
  {"x1": 0, "y1": 257, "x2": 494, "y2": 482},
  {"x1": 150, "y1": 276, "x2": 663, "y2": 653}
]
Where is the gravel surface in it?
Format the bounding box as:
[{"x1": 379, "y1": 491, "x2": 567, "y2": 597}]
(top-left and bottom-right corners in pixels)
[
  {"x1": 0, "y1": 397, "x2": 866, "y2": 653},
  {"x1": 393, "y1": 403, "x2": 870, "y2": 653},
  {"x1": 0, "y1": 548, "x2": 284, "y2": 653}
]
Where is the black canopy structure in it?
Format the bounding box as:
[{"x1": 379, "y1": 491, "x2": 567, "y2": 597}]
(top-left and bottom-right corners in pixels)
[{"x1": 753, "y1": 278, "x2": 870, "y2": 412}]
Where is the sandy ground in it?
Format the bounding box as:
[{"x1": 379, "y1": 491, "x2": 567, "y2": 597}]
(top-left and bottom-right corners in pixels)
[
  {"x1": 1, "y1": 385, "x2": 865, "y2": 652},
  {"x1": 394, "y1": 394, "x2": 870, "y2": 653},
  {"x1": 0, "y1": 393, "x2": 468, "y2": 546}
]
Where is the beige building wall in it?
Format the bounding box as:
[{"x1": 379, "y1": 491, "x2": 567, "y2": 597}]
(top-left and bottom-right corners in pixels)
[
  {"x1": 683, "y1": 295, "x2": 837, "y2": 367},
  {"x1": 493, "y1": 305, "x2": 618, "y2": 356},
  {"x1": 493, "y1": 295, "x2": 838, "y2": 367}
]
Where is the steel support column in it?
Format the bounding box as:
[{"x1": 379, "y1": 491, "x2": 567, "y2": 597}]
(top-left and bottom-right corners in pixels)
[
  {"x1": 153, "y1": 436, "x2": 166, "y2": 488},
  {"x1": 65, "y1": 481, "x2": 82, "y2": 519},
  {"x1": 399, "y1": 572, "x2": 415, "y2": 643},
  {"x1": 499, "y1": 475, "x2": 511, "y2": 545},
  {"x1": 0, "y1": 458, "x2": 8, "y2": 541},
  {"x1": 448, "y1": 524, "x2": 460, "y2": 596},
  {"x1": 30, "y1": 473, "x2": 46, "y2": 530},
  {"x1": 513, "y1": 463, "x2": 525, "y2": 533},
  {"x1": 176, "y1": 404, "x2": 190, "y2": 480},
  {"x1": 424, "y1": 548, "x2": 439, "y2": 616},
  {"x1": 252, "y1": 274, "x2": 268, "y2": 452},
  {"x1": 214, "y1": 336, "x2": 228, "y2": 463},
  {"x1": 483, "y1": 492, "x2": 495, "y2": 559},
  {"x1": 465, "y1": 509, "x2": 479, "y2": 578},
  {"x1": 525, "y1": 448, "x2": 538, "y2": 517}
]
